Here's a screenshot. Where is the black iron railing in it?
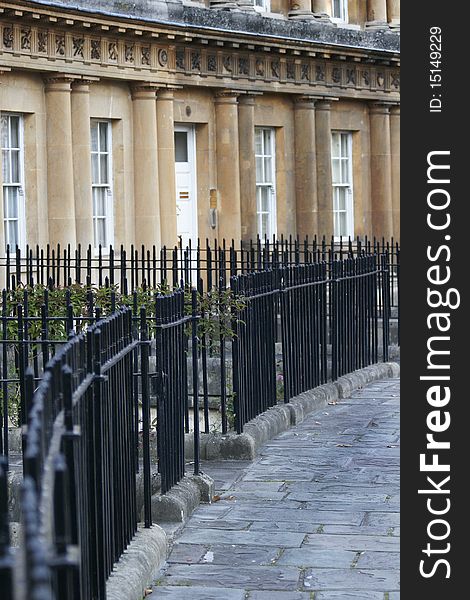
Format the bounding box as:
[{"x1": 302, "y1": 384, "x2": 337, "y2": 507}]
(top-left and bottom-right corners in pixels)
[
  {"x1": 0, "y1": 293, "x2": 201, "y2": 599},
  {"x1": 0, "y1": 236, "x2": 399, "y2": 306},
  {"x1": 231, "y1": 254, "x2": 391, "y2": 432}
]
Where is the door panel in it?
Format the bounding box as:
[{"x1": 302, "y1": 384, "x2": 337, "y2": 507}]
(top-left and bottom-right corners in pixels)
[{"x1": 174, "y1": 126, "x2": 197, "y2": 248}]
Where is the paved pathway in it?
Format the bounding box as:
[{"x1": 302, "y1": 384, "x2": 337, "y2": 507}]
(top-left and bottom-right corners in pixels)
[{"x1": 153, "y1": 377, "x2": 400, "y2": 599}]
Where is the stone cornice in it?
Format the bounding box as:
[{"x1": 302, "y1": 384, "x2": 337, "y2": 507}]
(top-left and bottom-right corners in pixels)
[
  {"x1": 0, "y1": 16, "x2": 400, "y2": 101},
  {"x1": 1, "y1": 1, "x2": 400, "y2": 60}
]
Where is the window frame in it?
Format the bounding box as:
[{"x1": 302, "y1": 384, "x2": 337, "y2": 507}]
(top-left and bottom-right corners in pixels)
[
  {"x1": 255, "y1": 126, "x2": 277, "y2": 241},
  {"x1": 90, "y1": 119, "x2": 114, "y2": 253},
  {"x1": 1, "y1": 112, "x2": 26, "y2": 253},
  {"x1": 253, "y1": 0, "x2": 271, "y2": 14},
  {"x1": 331, "y1": 130, "x2": 354, "y2": 240},
  {"x1": 331, "y1": 0, "x2": 349, "y2": 23}
]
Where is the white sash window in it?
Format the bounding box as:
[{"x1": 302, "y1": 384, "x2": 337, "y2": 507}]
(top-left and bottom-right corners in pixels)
[
  {"x1": 255, "y1": 127, "x2": 277, "y2": 240},
  {"x1": 1, "y1": 113, "x2": 26, "y2": 252},
  {"x1": 331, "y1": 131, "x2": 354, "y2": 239},
  {"x1": 332, "y1": 0, "x2": 349, "y2": 22},
  {"x1": 91, "y1": 120, "x2": 114, "y2": 250}
]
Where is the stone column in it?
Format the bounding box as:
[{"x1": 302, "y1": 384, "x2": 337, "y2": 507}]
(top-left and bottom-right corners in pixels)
[
  {"x1": 71, "y1": 80, "x2": 94, "y2": 249},
  {"x1": 210, "y1": 0, "x2": 240, "y2": 10},
  {"x1": 156, "y1": 88, "x2": 178, "y2": 248},
  {"x1": 366, "y1": 0, "x2": 389, "y2": 29},
  {"x1": 44, "y1": 76, "x2": 77, "y2": 248},
  {"x1": 387, "y1": 0, "x2": 400, "y2": 30},
  {"x1": 289, "y1": 0, "x2": 316, "y2": 21},
  {"x1": 238, "y1": 95, "x2": 257, "y2": 242},
  {"x1": 312, "y1": 0, "x2": 333, "y2": 23},
  {"x1": 294, "y1": 96, "x2": 318, "y2": 238},
  {"x1": 315, "y1": 100, "x2": 334, "y2": 238},
  {"x1": 214, "y1": 91, "x2": 242, "y2": 243},
  {"x1": 132, "y1": 84, "x2": 161, "y2": 249},
  {"x1": 390, "y1": 105, "x2": 400, "y2": 240},
  {"x1": 369, "y1": 103, "x2": 393, "y2": 239}
]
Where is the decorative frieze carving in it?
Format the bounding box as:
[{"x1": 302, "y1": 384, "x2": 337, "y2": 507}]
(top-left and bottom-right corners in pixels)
[
  {"x1": 38, "y1": 31, "x2": 48, "y2": 53},
  {"x1": 125, "y1": 44, "x2": 134, "y2": 63},
  {"x1": 0, "y1": 21, "x2": 399, "y2": 98},
  {"x1": 21, "y1": 28, "x2": 31, "y2": 51},
  {"x1": 108, "y1": 42, "x2": 118, "y2": 61},
  {"x1": 141, "y1": 46, "x2": 151, "y2": 66},
  {"x1": 158, "y1": 48, "x2": 168, "y2": 67},
  {"x1": 73, "y1": 37, "x2": 84, "y2": 58},
  {"x1": 91, "y1": 39, "x2": 101, "y2": 60},
  {"x1": 208, "y1": 54, "x2": 217, "y2": 72},
  {"x1": 56, "y1": 34, "x2": 65, "y2": 56},
  {"x1": 3, "y1": 26, "x2": 13, "y2": 49}
]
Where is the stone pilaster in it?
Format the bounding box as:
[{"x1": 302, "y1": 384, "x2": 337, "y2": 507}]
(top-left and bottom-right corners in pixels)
[
  {"x1": 390, "y1": 105, "x2": 400, "y2": 240},
  {"x1": 214, "y1": 90, "x2": 242, "y2": 243},
  {"x1": 369, "y1": 103, "x2": 393, "y2": 239},
  {"x1": 238, "y1": 95, "x2": 258, "y2": 242},
  {"x1": 131, "y1": 84, "x2": 161, "y2": 249},
  {"x1": 312, "y1": 0, "x2": 333, "y2": 24},
  {"x1": 366, "y1": 0, "x2": 389, "y2": 30},
  {"x1": 315, "y1": 100, "x2": 334, "y2": 238},
  {"x1": 44, "y1": 75, "x2": 77, "y2": 248},
  {"x1": 71, "y1": 80, "x2": 95, "y2": 249},
  {"x1": 387, "y1": 0, "x2": 400, "y2": 30},
  {"x1": 289, "y1": 0, "x2": 316, "y2": 21},
  {"x1": 294, "y1": 96, "x2": 318, "y2": 238},
  {"x1": 156, "y1": 88, "x2": 178, "y2": 248}
]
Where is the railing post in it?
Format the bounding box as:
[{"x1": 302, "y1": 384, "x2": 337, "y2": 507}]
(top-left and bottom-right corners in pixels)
[
  {"x1": 381, "y1": 254, "x2": 390, "y2": 362},
  {"x1": 0, "y1": 457, "x2": 13, "y2": 600},
  {"x1": 191, "y1": 289, "x2": 200, "y2": 475},
  {"x1": 331, "y1": 260, "x2": 338, "y2": 381},
  {"x1": 140, "y1": 307, "x2": 152, "y2": 528},
  {"x1": 231, "y1": 276, "x2": 242, "y2": 434}
]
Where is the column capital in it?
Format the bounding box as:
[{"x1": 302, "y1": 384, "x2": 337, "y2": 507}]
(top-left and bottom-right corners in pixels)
[
  {"x1": 43, "y1": 73, "x2": 80, "y2": 92},
  {"x1": 390, "y1": 104, "x2": 400, "y2": 116},
  {"x1": 315, "y1": 97, "x2": 338, "y2": 111},
  {"x1": 238, "y1": 92, "x2": 262, "y2": 106},
  {"x1": 156, "y1": 87, "x2": 181, "y2": 101},
  {"x1": 369, "y1": 101, "x2": 393, "y2": 115},
  {"x1": 293, "y1": 95, "x2": 319, "y2": 109},
  {"x1": 131, "y1": 82, "x2": 160, "y2": 100},
  {"x1": 214, "y1": 89, "x2": 241, "y2": 104},
  {"x1": 71, "y1": 78, "x2": 99, "y2": 93}
]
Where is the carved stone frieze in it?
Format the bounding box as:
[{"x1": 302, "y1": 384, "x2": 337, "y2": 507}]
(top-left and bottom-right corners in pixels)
[{"x1": 0, "y1": 21, "x2": 400, "y2": 99}]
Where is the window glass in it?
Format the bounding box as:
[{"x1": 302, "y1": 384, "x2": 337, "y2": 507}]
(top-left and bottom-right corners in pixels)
[{"x1": 174, "y1": 132, "x2": 188, "y2": 162}]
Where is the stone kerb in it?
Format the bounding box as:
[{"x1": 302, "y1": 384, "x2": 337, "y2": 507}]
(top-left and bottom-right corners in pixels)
[{"x1": 185, "y1": 361, "x2": 400, "y2": 460}]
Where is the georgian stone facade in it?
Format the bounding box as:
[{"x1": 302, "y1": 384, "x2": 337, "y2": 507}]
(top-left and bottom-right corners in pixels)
[{"x1": 0, "y1": 0, "x2": 400, "y2": 252}]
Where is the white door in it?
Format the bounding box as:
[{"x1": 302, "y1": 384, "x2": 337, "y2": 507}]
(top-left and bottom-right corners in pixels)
[{"x1": 174, "y1": 125, "x2": 197, "y2": 248}]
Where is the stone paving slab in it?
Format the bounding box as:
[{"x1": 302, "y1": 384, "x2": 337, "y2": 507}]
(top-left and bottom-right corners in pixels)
[
  {"x1": 153, "y1": 377, "x2": 400, "y2": 598},
  {"x1": 161, "y1": 564, "x2": 301, "y2": 590},
  {"x1": 155, "y1": 586, "x2": 246, "y2": 599}
]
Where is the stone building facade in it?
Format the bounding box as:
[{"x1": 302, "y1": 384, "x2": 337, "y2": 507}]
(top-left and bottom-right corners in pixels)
[{"x1": 0, "y1": 0, "x2": 400, "y2": 253}]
